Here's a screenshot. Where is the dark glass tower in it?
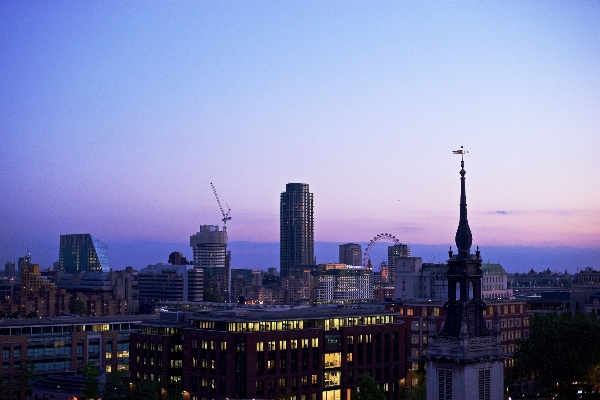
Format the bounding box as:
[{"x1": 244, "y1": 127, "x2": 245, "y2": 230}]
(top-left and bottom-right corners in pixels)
[
  {"x1": 58, "y1": 234, "x2": 110, "y2": 273},
  {"x1": 280, "y1": 183, "x2": 314, "y2": 277}
]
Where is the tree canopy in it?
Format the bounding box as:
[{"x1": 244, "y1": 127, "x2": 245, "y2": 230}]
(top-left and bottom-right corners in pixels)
[
  {"x1": 356, "y1": 373, "x2": 386, "y2": 400},
  {"x1": 511, "y1": 311, "x2": 600, "y2": 395}
]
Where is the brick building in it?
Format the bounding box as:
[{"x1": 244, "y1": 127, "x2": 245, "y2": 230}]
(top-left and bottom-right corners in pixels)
[
  {"x1": 389, "y1": 298, "x2": 529, "y2": 387},
  {"x1": 130, "y1": 307, "x2": 407, "y2": 400}
]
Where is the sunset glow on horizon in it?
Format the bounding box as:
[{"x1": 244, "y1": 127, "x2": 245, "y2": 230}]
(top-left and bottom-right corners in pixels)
[{"x1": 1, "y1": 2, "x2": 599, "y2": 269}]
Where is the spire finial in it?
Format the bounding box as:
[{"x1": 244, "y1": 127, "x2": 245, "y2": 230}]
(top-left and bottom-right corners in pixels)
[{"x1": 453, "y1": 146, "x2": 472, "y2": 257}]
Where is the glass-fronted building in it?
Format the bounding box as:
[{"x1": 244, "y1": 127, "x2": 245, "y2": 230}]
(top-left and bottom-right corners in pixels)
[{"x1": 58, "y1": 234, "x2": 110, "y2": 273}]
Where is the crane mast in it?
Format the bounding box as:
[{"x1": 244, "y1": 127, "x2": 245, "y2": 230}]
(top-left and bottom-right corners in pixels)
[{"x1": 210, "y1": 182, "x2": 231, "y2": 231}]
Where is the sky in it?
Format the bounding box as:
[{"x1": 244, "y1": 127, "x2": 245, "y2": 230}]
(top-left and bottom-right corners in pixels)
[{"x1": 1, "y1": 2, "x2": 599, "y2": 271}]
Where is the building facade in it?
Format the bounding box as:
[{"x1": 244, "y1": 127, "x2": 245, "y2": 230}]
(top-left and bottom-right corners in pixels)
[
  {"x1": 339, "y1": 244, "x2": 362, "y2": 267},
  {"x1": 280, "y1": 183, "x2": 314, "y2": 277},
  {"x1": 58, "y1": 234, "x2": 110, "y2": 273},
  {"x1": 190, "y1": 225, "x2": 230, "y2": 302},
  {"x1": 130, "y1": 307, "x2": 406, "y2": 400},
  {"x1": 391, "y1": 298, "x2": 529, "y2": 383},
  {"x1": 0, "y1": 315, "x2": 148, "y2": 397}
]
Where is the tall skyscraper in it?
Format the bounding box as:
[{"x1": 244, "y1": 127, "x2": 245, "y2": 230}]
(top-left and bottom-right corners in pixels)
[
  {"x1": 58, "y1": 234, "x2": 110, "y2": 273},
  {"x1": 339, "y1": 243, "x2": 362, "y2": 266},
  {"x1": 280, "y1": 183, "x2": 314, "y2": 277},
  {"x1": 190, "y1": 225, "x2": 230, "y2": 302},
  {"x1": 426, "y1": 152, "x2": 504, "y2": 400}
]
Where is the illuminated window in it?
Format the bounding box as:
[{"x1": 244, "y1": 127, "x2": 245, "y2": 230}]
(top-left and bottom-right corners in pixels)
[
  {"x1": 257, "y1": 342, "x2": 264, "y2": 352},
  {"x1": 312, "y1": 338, "x2": 319, "y2": 347},
  {"x1": 279, "y1": 340, "x2": 287, "y2": 350}
]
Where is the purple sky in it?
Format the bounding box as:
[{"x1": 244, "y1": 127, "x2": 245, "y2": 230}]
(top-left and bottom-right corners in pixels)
[{"x1": 1, "y1": 2, "x2": 599, "y2": 270}]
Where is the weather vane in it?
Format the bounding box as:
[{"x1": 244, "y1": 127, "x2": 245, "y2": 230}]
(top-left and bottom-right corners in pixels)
[{"x1": 452, "y1": 145, "x2": 468, "y2": 160}]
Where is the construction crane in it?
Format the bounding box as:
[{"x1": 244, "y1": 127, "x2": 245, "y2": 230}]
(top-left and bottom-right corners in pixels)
[{"x1": 210, "y1": 182, "x2": 232, "y2": 231}]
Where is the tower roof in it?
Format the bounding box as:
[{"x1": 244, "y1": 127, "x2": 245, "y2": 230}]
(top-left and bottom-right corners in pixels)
[{"x1": 454, "y1": 148, "x2": 472, "y2": 258}]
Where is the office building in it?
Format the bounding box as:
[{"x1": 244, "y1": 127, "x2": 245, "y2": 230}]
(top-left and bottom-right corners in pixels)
[
  {"x1": 0, "y1": 314, "x2": 150, "y2": 398},
  {"x1": 130, "y1": 307, "x2": 406, "y2": 400},
  {"x1": 312, "y1": 264, "x2": 374, "y2": 305},
  {"x1": 190, "y1": 225, "x2": 230, "y2": 302},
  {"x1": 4, "y1": 261, "x2": 16, "y2": 278},
  {"x1": 58, "y1": 234, "x2": 110, "y2": 273},
  {"x1": 339, "y1": 243, "x2": 362, "y2": 266},
  {"x1": 387, "y1": 244, "x2": 410, "y2": 283},
  {"x1": 426, "y1": 155, "x2": 504, "y2": 400},
  {"x1": 280, "y1": 183, "x2": 314, "y2": 277}
]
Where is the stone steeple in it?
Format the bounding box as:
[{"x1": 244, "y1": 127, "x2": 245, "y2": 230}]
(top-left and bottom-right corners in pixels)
[
  {"x1": 439, "y1": 148, "x2": 490, "y2": 337},
  {"x1": 426, "y1": 148, "x2": 504, "y2": 400}
]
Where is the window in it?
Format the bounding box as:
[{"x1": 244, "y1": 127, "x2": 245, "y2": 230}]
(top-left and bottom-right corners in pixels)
[
  {"x1": 279, "y1": 340, "x2": 287, "y2": 350},
  {"x1": 438, "y1": 369, "x2": 452, "y2": 400},
  {"x1": 407, "y1": 307, "x2": 413, "y2": 316},
  {"x1": 312, "y1": 338, "x2": 319, "y2": 347},
  {"x1": 220, "y1": 341, "x2": 227, "y2": 351},
  {"x1": 411, "y1": 335, "x2": 419, "y2": 344},
  {"x1": 267, "y1": 341, "x2": 276, "y2": 351},
  {"x1": 515, "y1": 318, "x2": 521, "y2": 328},
  {"x1": 411, "y1": 322, "x2": 420, "y2": 331},
  {"x1": 291, "y1": 340, "x2": 298, "y2": 349},
  {"x1": 478, "y1": 369, "x2": 490, "y2": 400},
  {"x1": 302, "y1": 339, "x2": 309, "y2": 348},
  {"x1": 256, "y1": 342, "x2": 264, "y2": 352},
  {"x1": 523, "y1": 318, "x2": 529, "y2": 327}
]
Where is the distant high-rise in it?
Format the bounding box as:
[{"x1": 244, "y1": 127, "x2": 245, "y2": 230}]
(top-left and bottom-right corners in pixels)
[
  {"x1": 190, "y1": 225, "x2": 230, "y2": 302},
  {"x1": 280, "y1": 183, "x2": 314, "y2": 277},
  {"x1": 58, "y1": 234, "x2": 110, "y2": 273},
  {"x1": 339, "y1": 243, "x2": 362, "y2": 266},
  {"x1": 387, "y1": 244, "x2": 410, "y2": 283}
]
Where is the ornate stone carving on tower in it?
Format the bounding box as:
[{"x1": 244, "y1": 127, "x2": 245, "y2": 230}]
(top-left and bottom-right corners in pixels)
[{"x1": 426, "y1": 148, "x2": 504, "y2": 400}]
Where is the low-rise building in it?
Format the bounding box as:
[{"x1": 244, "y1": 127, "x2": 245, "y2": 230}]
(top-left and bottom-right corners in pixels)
[{"x1": 0, "y1": 314, "x2": 152, "y2": 397}]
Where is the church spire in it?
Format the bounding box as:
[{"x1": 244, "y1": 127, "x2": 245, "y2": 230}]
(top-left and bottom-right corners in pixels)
[{"x1": 454, "y1": 146, "x2": 472, "y2": 258}]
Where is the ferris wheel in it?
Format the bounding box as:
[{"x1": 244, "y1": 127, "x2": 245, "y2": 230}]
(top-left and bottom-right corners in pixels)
[{"x1": 363, "y1": 233, "x2": 401, "y2": 269}]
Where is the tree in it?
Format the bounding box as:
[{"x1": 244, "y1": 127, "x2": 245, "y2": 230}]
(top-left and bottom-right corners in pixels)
[
  {"x1": 356, "y1": 373, "x2": 385, "y2": 400},
  {"x1": 82, "y1": 363, "x2": 100, "y2": 400},
  {"x1": 16, "y1": 359, "x2": 36, "y2": 400},
  {"x1": 69, "y1": 299, "x2": 88, "y2": 316},
  {"x1": 102, "y1": 372, "x2": 127, "y2": 400},
  {"x1": 400, "y1": 359, "x2": 426, "y2": 400},
  {"x1": 25, "y1": 311, "x2": 38, "y2": 318},
  {"x1": 203, "y1": 288, "x2": 222, "y2": 303},
  {"x1": 511, "y1": 311, "x2": 600, "y2": 396},
  {"x1": 127, "y1": 380, "x2": 159, "y2": 400}
]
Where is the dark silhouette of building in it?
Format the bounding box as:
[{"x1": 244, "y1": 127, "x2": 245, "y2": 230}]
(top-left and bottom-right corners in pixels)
[
  {"x1": 168, "y1": 251, "x2": 189, "y2": 265},
  {"x1": 339, "y1": 243, "x2": 362, "y2": 266},
  {"x1": 280, "y1": 183, "x2": 314, "y2": 277},
  {"x1": 58, "y1": 234, "x2": 110, "y2": 273},
  {"x1": 426, "y1": 152, "x2": 504, "y2": 400},
  {"x1": 4, "y1": 261, "x2": 16, "y2": 278}
]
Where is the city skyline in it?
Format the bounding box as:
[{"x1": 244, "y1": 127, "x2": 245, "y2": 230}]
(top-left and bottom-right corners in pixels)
[{"x1": 1, "y1": 3, "x2": 599, "y2": 270}]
